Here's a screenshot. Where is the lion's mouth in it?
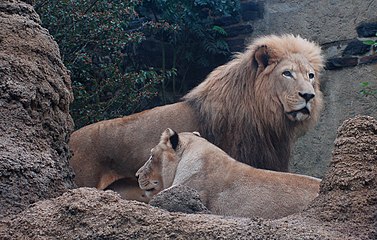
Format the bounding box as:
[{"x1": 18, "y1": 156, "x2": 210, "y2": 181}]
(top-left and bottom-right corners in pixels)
[
  {"x1": 287, "y1": 107, "x2": 310, "y2": 120},
  {"x1": 144, "y1": 187, "x2": 155, "y2": 192}
]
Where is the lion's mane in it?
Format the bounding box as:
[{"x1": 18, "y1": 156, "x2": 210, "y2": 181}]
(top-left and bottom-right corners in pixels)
[{"x1": 183, "y1": 34, "x2": 324, "y2": 171}]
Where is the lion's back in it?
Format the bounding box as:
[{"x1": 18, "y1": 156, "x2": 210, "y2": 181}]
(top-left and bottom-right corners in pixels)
[{"x1": 69, "y1": 102, "x2": 200, "y2": 188}]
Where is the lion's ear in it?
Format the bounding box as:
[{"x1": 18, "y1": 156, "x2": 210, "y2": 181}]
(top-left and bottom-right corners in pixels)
[
  {"x1": 162, "y1": 128, "x2": 179, "y2": 150},
  {"x1": 254, "y1": 45, "x2": 269, "y2": 70}
]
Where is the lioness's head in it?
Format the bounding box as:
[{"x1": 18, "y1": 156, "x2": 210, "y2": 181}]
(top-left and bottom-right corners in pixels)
[{"x1": 136, "y1": 128, "x2": 184, "y2": 199}]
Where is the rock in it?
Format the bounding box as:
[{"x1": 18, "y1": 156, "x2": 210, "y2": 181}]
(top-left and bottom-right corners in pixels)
[
  {"x1": 356, "y1": 22, "x2": 377, "y2": 38},
  {"x1": 0, "y1": 0, "x2": 75, "y2": 218},
  {"x1": 342, "y1": 40, "x2": 371, "y2": 56},
  {"x1": 359, "y1": 54, "x2": 377, "y2": 65},
  {"x1": 251, "y1": 0, "x2": 377, "y2": 43},
  {"x1": 0, "y1": 188, "x2": 268, "y2": 239},
  {"x1": 325, "y1": 57, "x2": 358, "y2": 70},
  {"x1": 149, "y1": 185, "x2": 210, "y2": 214},
  {"x1": 304, "y1": 115, "x2": 377, "y2": 239}
]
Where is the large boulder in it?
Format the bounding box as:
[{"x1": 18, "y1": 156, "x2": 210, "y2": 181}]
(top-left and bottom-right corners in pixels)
[
  {"x1": 0, "y1": 0, "x2": 75, "y2": 218},
  {"x1": 149, "y1": 185, "x2": 210, "y2": 214},
  {"x1": 304, "y1": 115, "x2": 377, "y2": 238},
  {"x1": 1, "y1": 116, "x2": 376, "y2": 239}
]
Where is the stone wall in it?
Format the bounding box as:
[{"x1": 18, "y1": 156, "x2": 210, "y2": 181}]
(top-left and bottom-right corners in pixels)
[{"x1": 215, "y1": 0, "x2": 377, "y2": 177}]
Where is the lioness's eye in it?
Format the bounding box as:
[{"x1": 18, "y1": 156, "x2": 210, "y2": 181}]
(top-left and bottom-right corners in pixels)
[
  {"x1": 282, "y1": 70, "x2": 293, "y2": 78},
  {"x1": 308, "y1": 73, "x2": 315, "y2": 79}
]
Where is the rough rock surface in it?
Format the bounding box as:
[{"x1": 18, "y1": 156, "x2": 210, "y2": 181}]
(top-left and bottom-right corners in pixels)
[
  {"x1": 1, "y1": 116, "x2": 376, "y2": 239},
  {"x1": 252, "y1": 0, "x2": 377, "y2": 44},
  {"x1": 302, "y1": 115, "x2": 377, "y2": 239},
  {"x1": 149, "y1": 185, "x2": 210, "y2": 214},
  {"x1": 0, "y1": 0, "x2": 75, "y2": 218}
]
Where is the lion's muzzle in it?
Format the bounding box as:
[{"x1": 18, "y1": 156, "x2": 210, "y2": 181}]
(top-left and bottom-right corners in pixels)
[{"x1": 298, "y1": 92, "x2": 315, "y2": 102}]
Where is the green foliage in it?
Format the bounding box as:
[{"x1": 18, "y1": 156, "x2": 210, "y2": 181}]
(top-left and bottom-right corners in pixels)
[
  {"x1": 363, "y1": 40, "x2": 377, "y2": 46},
  {"x1": 35, "y1": 0, "x2": 238, "y2": 128},
  {"x1": 360, "y1": 82, "x2": 377, "y2": 100},
  {"x1": 35, "y1": 0, "x2": 169, "y2": 128},
  {"x1": 362, "y1": 33, "x2": 377, "y2": 46},
  {"x1": 360, "y1": 33, "x2": 377, "y2": 100},
  {"x1": 139, "y1": 0, "x2": 239, "y2": 101}
]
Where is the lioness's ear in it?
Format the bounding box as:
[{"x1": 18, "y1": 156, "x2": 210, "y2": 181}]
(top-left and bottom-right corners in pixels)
[
  {"x1": 162, "y1": 128, "x2": 179, "y2": 150},
  {"x1": 169, "y1": 131, "x2": 179, "y2": 150},
  {"x1": 192, "y1": 131, "x2": 201, "y2": 137},
  {"x1": 254, "y1": 45, "x2": 269, "y2": 70}
]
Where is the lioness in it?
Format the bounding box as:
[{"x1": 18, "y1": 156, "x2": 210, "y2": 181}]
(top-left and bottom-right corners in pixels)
[
  {"x1": 69, "y1": 35, "x2": 324, "y2": 201},
  {"x1": 136, "y1": 129, "x2": 321, "y2": 219}
]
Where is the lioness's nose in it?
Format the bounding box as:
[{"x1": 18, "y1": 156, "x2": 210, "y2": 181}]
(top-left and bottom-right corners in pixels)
[{"x1": 299, "y1": 92, "x2": 315, "y2": 102}]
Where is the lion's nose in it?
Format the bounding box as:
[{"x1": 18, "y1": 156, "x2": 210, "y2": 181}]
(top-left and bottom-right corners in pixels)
[{"x1": 299, "y1": 92, "x2": 315, "y2": 102}]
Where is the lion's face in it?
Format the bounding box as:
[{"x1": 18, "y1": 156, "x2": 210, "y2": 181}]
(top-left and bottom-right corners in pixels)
[
  {"x1": 266, "y1": 54, "x2": 319, "y2": 122},
  {"x1": 135, "y1": 129, "x2": 179, "y2": 199}
]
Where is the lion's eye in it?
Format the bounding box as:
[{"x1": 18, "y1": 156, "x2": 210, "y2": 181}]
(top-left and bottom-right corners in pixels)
[
  {"x1": 282, "y1": 70, "x2": 293, "y2": 78},
  {"x1": 308, "y1": 73, "x2": 315, "y2": 79}
]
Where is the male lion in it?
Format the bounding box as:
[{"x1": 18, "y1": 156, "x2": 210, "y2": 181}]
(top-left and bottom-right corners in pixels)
[
  {"x1": 136, "y1": 128, "x2": 321, "y2": 219},
  {"x1": 69, "y1": 34, "x2": 324, "y2": 202}
]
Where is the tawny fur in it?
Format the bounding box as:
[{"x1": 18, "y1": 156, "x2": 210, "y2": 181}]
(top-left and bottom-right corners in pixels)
[
  {"x1": 136, "y1": 129, "x2": 321, "y2": 219},
  {"x1": 184, "y1": 34, "x2": 324, "y2": 170},
  {"x1": 69, "y1": 35, "x2": 324, "y2": 202}
]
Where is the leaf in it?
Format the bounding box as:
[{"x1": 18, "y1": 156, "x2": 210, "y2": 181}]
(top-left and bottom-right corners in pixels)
[
  {"x1": 363, "y1": 40, "x2": 375, "y2": 45},
  {"x1": 212, "y1": 25, "x2": 227, "y2": 36}
]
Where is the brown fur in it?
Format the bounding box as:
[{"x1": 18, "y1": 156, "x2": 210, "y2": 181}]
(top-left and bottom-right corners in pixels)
[
  {"x1": 69, "y1": 34, "x2": 324, "y2": 201},
  {"x1": 136, "y1": 129, "x2": 321, "y2": 219}
]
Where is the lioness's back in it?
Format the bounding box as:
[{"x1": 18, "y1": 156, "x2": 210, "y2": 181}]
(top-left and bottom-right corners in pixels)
[{"x1": 184, "y1": 137, "x2": 320, "y2": 219}]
